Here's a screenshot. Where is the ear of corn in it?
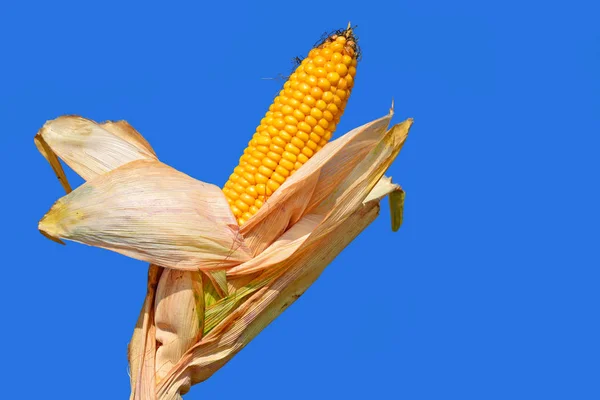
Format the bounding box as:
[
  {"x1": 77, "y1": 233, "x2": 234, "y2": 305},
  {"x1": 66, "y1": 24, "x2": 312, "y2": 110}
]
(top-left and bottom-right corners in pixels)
[{"x1": 223, "y1": 27, "x2": 359, "y2": 225}]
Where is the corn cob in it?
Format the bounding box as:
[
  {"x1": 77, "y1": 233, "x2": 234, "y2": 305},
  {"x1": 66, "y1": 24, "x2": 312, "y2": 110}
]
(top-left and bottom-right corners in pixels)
[{"x1": 223, "y1": 27, "x2": 359, "y2": 225}]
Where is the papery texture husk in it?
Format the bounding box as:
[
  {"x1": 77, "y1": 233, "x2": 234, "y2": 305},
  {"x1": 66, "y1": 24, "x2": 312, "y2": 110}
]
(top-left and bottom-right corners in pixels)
[
  {"x1": 128, "y1": 117, "x2": 412, "y2": 399},
  {"x1": 38, "y1": 159, "x2": 251, "y2": 270}
]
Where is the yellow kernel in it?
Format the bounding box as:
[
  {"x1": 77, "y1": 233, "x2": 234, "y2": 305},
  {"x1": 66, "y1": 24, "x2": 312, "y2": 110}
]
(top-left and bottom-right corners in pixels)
[
  {"x1": 299, "y1": 103, "x2": 311, "y2": 115},
  {"x1": 237, "y1": 217, "x2": 246, "y2": 225},
  {"x1": 298, "y1": 71, "x2": 308, "y2": 81},
  {"x1": 301, "y1": 147, "x2": 314, "y2": 157},
  {"x1": 320, "y1": 48, "x2": 332, "y2": 60},
  {"x1": 316, "y1": 99, "x2": 327, "y2": 110},
  {"x1": 351, "y1": 58, "x2": 357, "y2": 67},
  {"x1": 349, "y1": 65, "x2": 357, "y2": 76},
  {"x1": 256, "y1": 173, "x2": 269, "y2": 184},
  {"x1": 336, "y1": 63, "x2": 348, "y2": 76},
  {"x1": 294, "y1": 161, "x2": 304, "y2": 170},
  {"x1": 332, "y1": 52, "x2": 342, "y2": 63},
  {"x1": 313, "y1": 55, "x2": 326, "y2": 66},
  {"x1": 306, "y1": 139, "x2": 318, "y2": 150},
  {"x1": 337, "y1": 78, "x2": 348, "y2": 90},
  {"x1": 278, "y1": 131, "x2": 292, "y2": 143},
  {"x1": 323, "y1": 110, "x2": 334, "y2": 122},
  {"x1": 306, "y1": 75, "x2": 318, "y2": 86},
  {"x1": 310, "y1": 108, "x2": 323, "y2": 119},
  {"x1": 342, "y1": 55, "x2": 353, "y2": 66},
  {"x1": 336, "y1": 36, "x2": 347, "y2": 44},
  {"x1": 280, "y1": 158, "x2": 295, "y2": 171},
  {"x1": 249, "y1": 205, "x2": 259, "y2": 214},
  {"x1": 267, "y1": 151, "x2": 281, "y2": 162},
  {"x1": 282, "y1": 151, "x2": 297, "y2": 163},
  {"x1": 258, "y1": 165, "x2": 273, "y2": 178},
  {"x1": 291, "y1": 137, "x2": 304, "y2": 148},
  {"x1": 330, "y1": 42, "x2": 344, "y2": 52},
  {"x1": 322, "y1": 91, "x2": 334, "y2": 103},
  {"x1": 267, "y1": 125, "x2": 279, "y2": 136},
  {"x1": 284, "y1": 124, "x2": 298, "y2": 135},
  {"x1": 309, "y1": 132, "x2": 321, "y2": 142},
  {"x1": 292, "y1": 109, "x2": 305, "y2": 121},
  {"x1": 285, "y1": 143, "x2": 300, "y2": 155},
  {"x1": 243, "y1": 172, "x2": 256, "y2": 184},
  {"x1": 291, "y1": 81, "x2": 299, "y2": 90},
  {"x1": 231, "y1": 205, "x2": 242, "y2": 217},
  {"x1": 298, "y1": 122, "x2": 311, "y2": 134},
  {"x1": 315, "y1": 145, "x2": 323, "y2": 152},
  {"x1": 271, "y1": 172, "x2": 286, "y2": 184},
  {"x1": 318, "y1": 138, "x2": 328, "y2": 147},
  {"x1": 333, "y1": 95, "x2": 343, "y2": 107},
  {"x1": 284, "y1": 115, "x2": 298, "y2": 125},
  {"x1": 271, "y1": 138, "x2": 286, "y2": 150},
  {"x1": 237, "y1": 177, "x2": 250, "y2": 188},
  {"x1": 327, "y1": 71, "x2": 340, "y2": 85},
  {"x1": 262, "y1": 157, "x2": 278, "y2": 170},
  {"x1": 328, "y1": 122, "x2": 336, "y2": 132},
  {"x1": 281, "y1": 105, "x2": 293, "y2": 115},
  {"x1": 323, "y1": 130, "x2": 333, "y2": 140},
  {"x1": 314, "y1": 67, "x2": 327, "y2": 78},
  {"x1": 317, "y1": 78, "x2": 331, "y2": 91},
  {"x1": 256, "y1": 135, "x2": 270, "y2": 146},
  {"x1": 255, "y1": 199, "x2": 264, "y2": 208},
  {"x1": 303, "y1": 95, "x2": 316, "y2": 107},
  {"x1": 318, "y1": 118, "x2": 329, "y2": 129},
  {"x1": 246, "y1": 186, "x2": 258, "y2": 198},
  {"x1": 298, "y1": 82, "x2": 311, "y2": 93},
  {"x1": 293, "y1": 90, "x2": 304, "y2": 101},
  {"x1": 228, "y1": 189, "x2": 240, "y2": 201},
  {"x1": 345, "y1": 74, "x2": 354, "y2": 88},
  {"x1": 256, "y1": 144, "x2": 269, "y2": 153},
  {"x1": 256, "y1": 184, "x2": 266, "y2": 195},
  {"x1": 298, "y1": 153, "x2": 309, "y2": 163},
  {"x1": 288, "y1": 98, "x2": 300, "y2": 109},
  {"x1": 275, "y1": 165, "x2": 290, "y2": 177},
  {"x1": 235, "y1": 199, "x2": 250, "y2": 213},
  {"x1": 240, "y1": 193, "x2": 255, "y2": 206},
  {"x1": 336, "y1": 89, "x2": 347, "y2": 100},
  {"x1": 324, "y1": 61, "x2": 335, "y2": 72},
  {"x1": 327, "y1": 103, "x2": 339, "y2": 114},
  {"x1": 305, "y1": 63, "x2": 315, "y2": 74},
  {"x1": 310, "y1": 86, "x2": 323, "y2": 99},
  {"x1": 245, "y1": 164, "x2": 257, "y2": 174},
  {"x1": 305, "y1": 115, "x2": 318, "y2": 127},
  {"x1": 249, "y1": 157, "x2": 262, "y2": 168},
  {"x1": 313, "y1": 125, "x2": 325, "y2": 136}
]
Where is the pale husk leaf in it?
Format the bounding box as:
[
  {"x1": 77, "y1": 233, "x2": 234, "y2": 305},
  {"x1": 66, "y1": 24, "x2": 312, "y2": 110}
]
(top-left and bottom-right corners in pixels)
[
  {"x1": 154, "y1": 270, "x2": 204, "y2": 383},
  {"x1": 154, "y1": 119, "x2": 412, "y2": 399},
  {"x1": 157, "y1": 196, "x2": 384, "y2": 400},
  {"x1": 35, "y1": 116, "x2": 157, "y2": 186},
  {"x1": 38, "y1": 159, "x2": 251, "y2": 270},
  {"x1": 128, "y1": 265, "x2": 161, "y2": 400}
]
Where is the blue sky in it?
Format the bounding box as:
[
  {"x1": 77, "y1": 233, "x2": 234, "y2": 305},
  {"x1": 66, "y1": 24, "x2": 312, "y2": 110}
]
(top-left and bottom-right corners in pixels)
[{"x1": 1, "y1": 0, "x2": 598, "y2": 399}]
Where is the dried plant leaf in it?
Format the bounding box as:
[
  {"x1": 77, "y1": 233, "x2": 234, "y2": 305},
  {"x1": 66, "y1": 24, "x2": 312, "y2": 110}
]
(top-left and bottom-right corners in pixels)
[
  {"x1": 364, "y1": 176, "x2": 406, "y2": 232},
  {"x1": 156, "y1": 196, "x2": 383, "y2": 400},
  {"x1": 155, "y1": 270, "x2": 204, "y2": 383},
  {"x1": 38, "y1": 159, "x2": 251, "y2": 270},
  {"x1": 227, "y1": 214, "x2": 323, "y2": 277},
  {"x1": 35, "y1": 116, "x2": 157, "y2": 185},
  {"x1": 129, "y1": 265, "x2": 161, "y2": 400},
  {"x1": 241, "y1": 113, "x2": 392, "y2": 254}
]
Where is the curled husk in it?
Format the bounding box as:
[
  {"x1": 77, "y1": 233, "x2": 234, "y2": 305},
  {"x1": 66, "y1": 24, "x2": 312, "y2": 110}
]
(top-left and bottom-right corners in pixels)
[{"x1": 35, "y1": 110, "x2": 412, "y2": 400}]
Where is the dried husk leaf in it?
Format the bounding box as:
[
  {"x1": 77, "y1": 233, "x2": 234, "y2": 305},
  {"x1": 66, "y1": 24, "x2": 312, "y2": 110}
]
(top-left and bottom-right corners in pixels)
[
  {"x1": 154, "y1": 119, "x2": 412, "y2": 399},
  {"x1": 240, "y1": 113, "x2": 393, "y2": 254},
  {"x1": 129, "y1": 265, "x2": 161, "y2": 400},
  {"x1": 154, "y1": 270, "x2": 204, "y2": 383},
  {"x1": 157, "y1": 195, "x2": 385, "y2": 400},
  {"x1": 35, "y1": 116, "x2": 157, "y2": 188},
  {"x1": 38, "y1": 159, "x2": 251, "y2": 270}
]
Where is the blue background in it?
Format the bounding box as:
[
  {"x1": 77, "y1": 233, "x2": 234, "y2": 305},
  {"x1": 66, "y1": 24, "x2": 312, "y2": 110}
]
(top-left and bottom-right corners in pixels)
[{"x1": 1, "y1": 0, "x2": 598, "y2": 398}]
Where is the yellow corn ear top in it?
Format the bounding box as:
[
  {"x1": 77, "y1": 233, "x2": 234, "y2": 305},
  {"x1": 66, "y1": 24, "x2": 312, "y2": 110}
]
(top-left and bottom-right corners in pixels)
[{"x1": 224, "y1": 27, "x2": 359, "y2": 225}]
